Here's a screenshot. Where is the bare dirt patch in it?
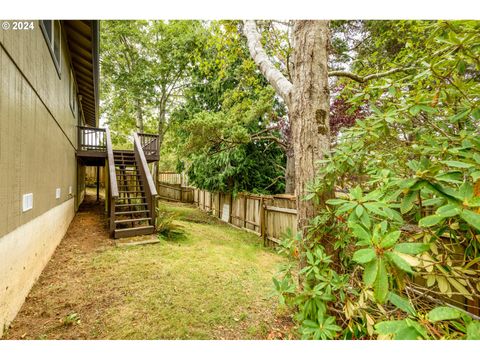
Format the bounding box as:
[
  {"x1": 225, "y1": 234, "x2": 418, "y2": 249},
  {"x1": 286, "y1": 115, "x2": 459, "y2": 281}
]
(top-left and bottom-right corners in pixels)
[{"x1": 4, "y1": 190, "x2": 295, "y2": 339}]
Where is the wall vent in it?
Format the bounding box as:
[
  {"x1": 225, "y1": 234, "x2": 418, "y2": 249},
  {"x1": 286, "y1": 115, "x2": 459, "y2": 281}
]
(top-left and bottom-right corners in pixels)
[{"x1": 22, "y1": 193, "x2": 33, "y2": 212}]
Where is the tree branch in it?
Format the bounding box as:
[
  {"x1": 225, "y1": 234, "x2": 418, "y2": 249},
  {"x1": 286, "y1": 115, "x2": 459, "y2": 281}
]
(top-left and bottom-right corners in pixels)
[
  {"x1": 251, "y1": 135, "x2": 287, "y2": 151},
  {"x1": 243, "y1": 20, "x2": 293, "y2": 106},
  {"x1": 328, "y1": 67, "x2": 416, "y2": 83}
]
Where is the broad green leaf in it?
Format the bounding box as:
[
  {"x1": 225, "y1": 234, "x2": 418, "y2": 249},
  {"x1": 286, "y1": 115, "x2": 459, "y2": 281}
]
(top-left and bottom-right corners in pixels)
[
  {"x1": 380, "y1": 230, "x2": 401, "y2": 248},
  {"x1": 473, "y1": 153, "x2": 480, "y2": 164},
  {"x1": 418, "y1": 214, "x2": 444, "y2": 227},
  {"x1": 350, "y1": 186, "x2": 363, "y2": 200},
  {"x1": 363, "y1": 190, "x2": 383, "y2": 201},
  {"x1": 472, "y1": 108, "x2": 480, "y2": 121},
  {"x1": 458, "y1": 182, "x2": 474, "y2": 199},
  {"x1": 351, "y1": 224, "x2": 371, "y2": 242},
  {"x1": 409, "y1": 105, "x2": 422, "y2": 116},
  {"x1": 417, "y1": 105, "x2": 436, "y2": 114},
  {"x1": 326, "y1": 198, "x2": 348, "y2": 206},
  {"x1": 472, "y1": 171, "x2": 480, "y2": 182},
  {"x1": 406, "y1": 318, "x2": 429, "y2": 339},
  {"x1": 398, "y1": 178, "x2": 418, "y2": 190},
  {"x1": 352, "y1": 248, "x2": 376, "y2": 264},
  {"x1": 450, "y1": 109, "x2": 470, "y2": 122},
  {"x1": 355, "y1": 204, "x2": 364, "y2": 218},
  {"x1": 401, "y1": 191, "x2": 417, "y2": 214},
  {"x1": 387, "y1": 252, "x2": 413, "y2": 274},
  {"x1": 336, "y1": 202, "x2": 357, "y2": 214},
  {"x1": 394, "y1": 242, "x2": 430, "y2": 255},
  {"x1": 466, "y1": 197, "x2": 480, "y2": 207},
  {"x1": 364, "y1": 202, "x2": 388, "y2": 217},
  {"x1": 441, "y1": 160, "x2": 474, "y2": 169},
  {"x1": 422, "y1": 197, "x2": 445, "y2": 207},
  {"x1": 360, "y1": 211, "x2": 371, "y2": 228},
  {"x1": 435, "y1": 171, "x2": 464, "y2": 184},
  {"x1": 374, "y1": 257, "x2": 388, "y2": 303},
  {"x1": 363, "y1": 258, "x2": 378, "y2": 286},
  {"x1": 436, "y1": 204, "x2": 461, "y2": 217},
  {"x1": 466, "y1": 321, "x2": 480, "y2": 340},
  {"x1": 382, "y1": 207, "x2": 404, "y2": 223},
  {"x1": 460, "y1": 210, "x2": 480, "y2": 231},
  {"x1": 387, "y1": 292, "x2": 417, "y2": 316},
  {"x1": 427, "y1": 306, "x2": 462, "y2": 322},
  {"x1": 374, "y1": 320, "x2": 406, "y2": 335},
  {"x1": 394, "y1": 326, "x2": 422, "y2": 340}
]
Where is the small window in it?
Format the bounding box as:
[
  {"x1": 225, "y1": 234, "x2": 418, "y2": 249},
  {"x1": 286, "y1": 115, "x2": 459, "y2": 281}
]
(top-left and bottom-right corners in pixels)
[{"x1": 40, "y1": 20, "x2": 61, "y2": 77}]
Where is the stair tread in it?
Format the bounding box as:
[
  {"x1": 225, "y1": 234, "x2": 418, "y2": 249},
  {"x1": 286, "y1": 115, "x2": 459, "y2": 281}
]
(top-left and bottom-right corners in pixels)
[
  {"x1": 116, "y1": 197, "x2": 145, "y2": 200},
  {"x1": 115, "y1": 203, "x2": 148, "y2": 207},
  {"x1": 115, "y1": 217, "x2": 151, "y2": 224},
  {"x1": 115, "y1": 210, "x2": 149, "y2": 215},
  {"x1": 113, "y1": 225, "x2": 155, "y2": 239},
  {"x1": 114, "y1": 225, "x2": 153, "y2": 232}
]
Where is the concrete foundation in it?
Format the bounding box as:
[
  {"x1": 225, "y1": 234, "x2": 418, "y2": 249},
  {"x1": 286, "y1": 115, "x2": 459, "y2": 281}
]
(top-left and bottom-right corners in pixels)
[{"x1": 0, "y1": 198, "x2": 74, "y2": 337}]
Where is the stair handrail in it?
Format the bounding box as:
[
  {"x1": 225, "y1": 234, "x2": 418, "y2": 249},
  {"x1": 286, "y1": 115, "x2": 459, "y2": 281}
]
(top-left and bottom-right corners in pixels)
[
  {"x1": 105, "y1": 128, "x2": 119, "y2": 198},
  {"x1": 137, "y1": 132, "x2": 159, "y2": 157},
  {"x1": 133, "y1": 132, "x2": 158, "y2": 227}
]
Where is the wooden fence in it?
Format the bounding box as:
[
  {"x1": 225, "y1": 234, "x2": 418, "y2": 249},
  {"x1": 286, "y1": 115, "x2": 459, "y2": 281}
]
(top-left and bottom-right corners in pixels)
[
  {"x1": 158, "y1": 172, "x2": 189, "y2": 186},
  {"x1": 157, "y1": 183, "x2": 194, "y2": 203},
  {"x1": 193, "y1": 189, "x2": 297, "y2": 245}
]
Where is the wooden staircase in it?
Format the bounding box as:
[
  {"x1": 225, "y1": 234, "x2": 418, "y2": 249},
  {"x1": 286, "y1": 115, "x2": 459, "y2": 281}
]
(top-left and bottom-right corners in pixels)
[
  {"x1": 112, "y1": 150, "x2": 154, "y2": 238},
  {"x1": 104, "y1": 131, "x2": 158, "y2": 239},
  {"x1": 76, "y1": 127, "x2": 159, "y2": 239}
]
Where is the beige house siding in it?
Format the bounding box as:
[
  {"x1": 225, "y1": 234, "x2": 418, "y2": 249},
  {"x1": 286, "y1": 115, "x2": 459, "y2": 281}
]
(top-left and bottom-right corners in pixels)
[
  {"x1": 0, "y1": 21, "x2": 83, "y2": 238},
  {"x1": 0, "y1": 21, "x2": 88, "y2": 336}
]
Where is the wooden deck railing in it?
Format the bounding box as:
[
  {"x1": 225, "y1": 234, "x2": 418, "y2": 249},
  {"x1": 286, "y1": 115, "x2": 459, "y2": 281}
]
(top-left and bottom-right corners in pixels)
[
  {"x1": 133, "y1": 133, "x2": 158, "y2": 228},
  {"x1": 78, "y1": 126, "x2": 106, "y2": 152},
  {"x1": 137, "y1": 132, "x2": 159, "y2": 159},
  {"x1": 105, "y1": 128, "x2": 118, "y2": 235}
]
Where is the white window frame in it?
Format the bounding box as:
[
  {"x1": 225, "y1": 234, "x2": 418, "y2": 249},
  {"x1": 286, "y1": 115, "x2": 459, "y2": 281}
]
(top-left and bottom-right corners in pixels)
[{"x1": 40, "y1": 20, "x2": 62, "y2": 77}]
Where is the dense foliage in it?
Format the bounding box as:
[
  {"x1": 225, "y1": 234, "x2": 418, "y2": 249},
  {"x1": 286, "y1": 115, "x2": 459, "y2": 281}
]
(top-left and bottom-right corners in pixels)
[
  {"x1": 169, "y1": 21, "x2": 288, "y2": 194},
  {"x1": 100, "y1": 20, "x2": 204, "y2": 147},
  {"x1": 274, "y1": 20, "x2": 480, "y2": 339}
]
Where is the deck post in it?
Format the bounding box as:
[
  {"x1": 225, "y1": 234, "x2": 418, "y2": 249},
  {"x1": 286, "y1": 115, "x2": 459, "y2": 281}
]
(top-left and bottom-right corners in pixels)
[{"x1": 96, "y1": 166, "x2": 100, "y2": 201}]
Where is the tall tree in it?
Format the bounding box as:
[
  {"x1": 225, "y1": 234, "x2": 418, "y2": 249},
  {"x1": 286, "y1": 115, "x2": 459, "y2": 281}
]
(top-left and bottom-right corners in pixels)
[
  {"x1": 244, "y1": 20, "x2": 331, "y2": 235},
  {"x1": 101, "y1": 20, "x2": 204, "y2": 182}
]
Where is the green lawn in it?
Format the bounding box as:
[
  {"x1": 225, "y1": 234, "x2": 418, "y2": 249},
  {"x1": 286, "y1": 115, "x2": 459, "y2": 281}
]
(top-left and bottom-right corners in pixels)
[{"x1": 6, "y1": 199, "x2": 292, "y2": 339}]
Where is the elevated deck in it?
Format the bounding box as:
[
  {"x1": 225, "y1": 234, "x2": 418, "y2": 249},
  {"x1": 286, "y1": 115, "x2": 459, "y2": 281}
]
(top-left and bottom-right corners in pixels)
[{"x1": 76, "y1": 127, "x2": 160, "y2": 164}]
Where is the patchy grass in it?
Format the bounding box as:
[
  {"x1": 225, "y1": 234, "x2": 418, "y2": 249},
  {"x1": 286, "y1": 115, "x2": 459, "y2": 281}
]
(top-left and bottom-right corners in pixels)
[{"x1": 5, "y1": 196, "x2": 294, "y2": 339}]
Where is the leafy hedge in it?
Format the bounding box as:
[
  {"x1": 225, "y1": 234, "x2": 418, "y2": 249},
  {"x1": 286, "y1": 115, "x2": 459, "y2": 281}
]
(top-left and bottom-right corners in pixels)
[{"x1": 274, "y1": 21, "x2": 480, "y2": 340}]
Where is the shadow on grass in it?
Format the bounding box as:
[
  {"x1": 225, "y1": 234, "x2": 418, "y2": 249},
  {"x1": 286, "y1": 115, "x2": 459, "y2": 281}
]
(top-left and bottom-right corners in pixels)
[{"x1": 157, "y1": 229, "x2": 189, "y2": 244}]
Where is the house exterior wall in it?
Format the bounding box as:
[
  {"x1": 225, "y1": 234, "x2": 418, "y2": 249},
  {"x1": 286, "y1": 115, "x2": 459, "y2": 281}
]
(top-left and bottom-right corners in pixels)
[{"x1": 0, "y1": 21, "x2": 85, "y2": 336}]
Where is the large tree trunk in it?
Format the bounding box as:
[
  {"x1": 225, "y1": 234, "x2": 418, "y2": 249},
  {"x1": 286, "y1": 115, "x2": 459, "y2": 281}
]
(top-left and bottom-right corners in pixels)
[
  {"x1": 285, "y1": 146, "x2": 295, "y2": 194},
  {"x1": 290, "y1": 20, "x2": 331, "y2": 234},
  {"x1": 244, "y1": 20, "x2": 331, "y2": 237}
]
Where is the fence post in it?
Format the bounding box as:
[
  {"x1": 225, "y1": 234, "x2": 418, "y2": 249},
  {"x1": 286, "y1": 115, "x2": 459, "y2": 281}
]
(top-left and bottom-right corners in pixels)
[
  {"x1": 259, "y1": 196, "x2": 266, "y2": 246},
  {"x1": 229, "y1": 193, "x2": 233, "y2": 224},
  {"x1": 203, "y1": 190, "x2": 206, "y2": 211},
  {"x1": 243, "y1": 195, "x2": 247, "y2": 229}
]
